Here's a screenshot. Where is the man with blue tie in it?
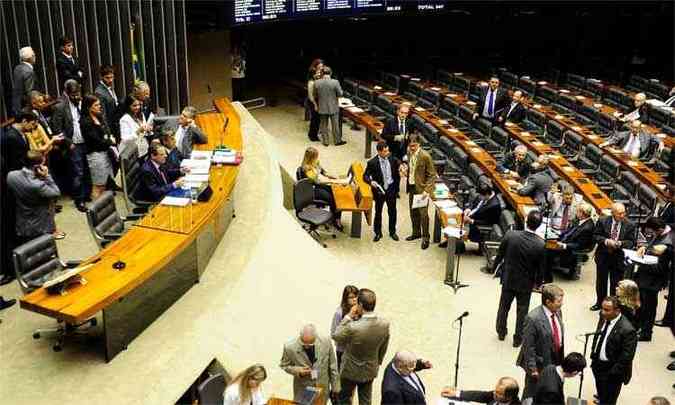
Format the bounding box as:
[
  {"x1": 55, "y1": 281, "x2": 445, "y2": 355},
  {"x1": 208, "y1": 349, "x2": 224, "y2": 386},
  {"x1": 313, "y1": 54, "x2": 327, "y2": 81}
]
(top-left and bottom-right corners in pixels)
[
  {"x1": 473, "y1": 77, "x2": 509, "y2": 122},
  {"x1": 364, "y1": 142, "x2": 401, "y2": 242}
]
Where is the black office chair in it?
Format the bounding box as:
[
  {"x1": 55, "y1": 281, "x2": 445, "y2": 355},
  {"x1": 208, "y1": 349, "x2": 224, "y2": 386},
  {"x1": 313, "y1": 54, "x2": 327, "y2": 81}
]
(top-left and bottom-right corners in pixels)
[
  {"x1": 483, "y1": 207, "x2": 515, "y2": 273},
  {"x1": 293, "y1": 179, "x2": 336, "y2": 248},
  {"x1": 12, "y1": 234, "x2": 97, "y2": 352},
  {"x1": 197, "y1": 373, "x2": 226, "y2": 405},
  {"x1": 119, "y1": 146, "x2": 154, "y2": 214},
  {"x1": 86, "y1": 191, "x2": 143, "y2": 249},
  {"x1": 576, "y1": 144, "x2": 602, "y2": 175},
  {"x1": 546, "y1": 120, "x2": 565, "y2": 148},
  {"x1": 560, "y1": 131, "x2": 584, "y2": 160},
  {"x1": 594, "y1": 155, "x2": 621, "y2": 192}
]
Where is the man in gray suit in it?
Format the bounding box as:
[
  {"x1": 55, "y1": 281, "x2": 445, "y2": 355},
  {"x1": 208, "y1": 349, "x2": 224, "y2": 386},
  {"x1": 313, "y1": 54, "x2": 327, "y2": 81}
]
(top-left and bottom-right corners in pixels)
[
  {"x1": 313, "y1": 66, "x2": 346, "y2": 146},
  {"x1": 517, "y1": 155, "x2": 554, "y2": 207},
  {"x1": 174, "y1": 106, "x2": 208, "y2": 157},
  {"x1": 600, "y1": 119, "x2": 662, "y2": 161},
  {"x1": 6, "y1": 151, "x2": 61, "y2": 245},
  {"x1": 333, "y1": 288, "x2": 390, "y2": 405},
  {"x1": 280, "y1": 324, "x2": 340, "y2": 405},
  {"x1": 11, "y1": 46, "x2": 37, "y2": 116},
  {"x1": 94, "y1": 64, "x2": 120, "y2": 136},
  {"x1": 516, "y1": 284, "x2": 565, "y2": 400}
]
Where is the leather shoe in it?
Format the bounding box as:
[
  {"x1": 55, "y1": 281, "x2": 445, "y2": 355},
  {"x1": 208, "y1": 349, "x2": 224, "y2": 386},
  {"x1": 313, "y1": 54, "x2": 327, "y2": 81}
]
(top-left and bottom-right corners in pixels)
[
  {"x1": 335, "y1": 141, "x2": 347, "y2": 146},
  {"x1": 654, "y1": 319, "x2": 672, "y2": 328},
  {"x1": 0, "y1": 275, "x2": 15, "y2": 286},
  {"x1": 373, "y1": 234, "x2": 382, "y2": 242},
  {"x1": 498, "y1": 334, "x2": 506, "y2": 341},
  {"x1": 406, "y1": 235, "x2": 421, "y2": 241},
  {"x1": 390, "y1": 233, "x2": 399, "y2": 241},
  {"x1": 438, "y1": 240, "x2": 448, "y2": 248},
  {"x1": 637, "y1": 332, "x2": 651, "y2": 342},
  {"x1": 670, "y1": 350, "x2": 675, "y2": 358},
  {"x1": 0, "y1": 298, "x2": 17, "y2": 311},
  {"x1": 421, "y1": 240, "x2": 429, "y2": 250},
  {"x1": 513, "y1": 338, "x2": 522, "y2": 348},
  {"x1": 667, "y1": 360, "x2": 675, "y2": 371},
  {"x1": 589, "y1": 304, "x2": 601, "y2": 311},
  {"x1": 75, "y1": 201, "x2": 87, "y2": 213}
]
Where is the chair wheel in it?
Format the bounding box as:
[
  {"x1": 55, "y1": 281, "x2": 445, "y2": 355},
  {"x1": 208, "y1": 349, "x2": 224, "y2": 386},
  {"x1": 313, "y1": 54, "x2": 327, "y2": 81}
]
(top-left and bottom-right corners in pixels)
[
  {"x1": 332, "y1": 234, "x2": 337, "y2": 239},
  {"x1": 322, "y1": 244, "x2": 328, "y2": 248},
  {"x1": 33, "y1": 332, "x2": 40, "y2": 339},
  {"x1": 53, "y1": 345, "x2": 62, "y2": 352}
]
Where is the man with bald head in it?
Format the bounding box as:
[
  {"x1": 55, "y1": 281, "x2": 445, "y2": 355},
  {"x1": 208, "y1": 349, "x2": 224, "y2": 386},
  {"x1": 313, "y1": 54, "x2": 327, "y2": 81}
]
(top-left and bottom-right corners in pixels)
[
  {"x1": 517, "y1": 154, "x2": 554, "y2": 206},
  {"x1": 381, "y1": 351, "x2": 432, "y2": 405},
  {"x1": 600, "y1": 119, "x2": 661, "y2": 160},
  {"x1": 441, "y1": 376, "x2": 521, "y2": 404},
  {"x1": 498, "y1": 145, "x2": 532, "y2": 180},
  {"x1": 497, "y1": 90, "x2": 526, "y2": 125},
  {"x1": 380, "y1": 104, "x2": 412, "y2": 159},
  {"x1": 12, "y1": 46, "x2": 37, "y2": 115},
  {"x1": 280, "y1": 324, "x2": 340, "y2": 404},
  {"x1": 620, "y1": 92, "x2": 647, "y2": 122},
  {"x1": 591, "y1": 203, "x2": 636, "y2": 311}
]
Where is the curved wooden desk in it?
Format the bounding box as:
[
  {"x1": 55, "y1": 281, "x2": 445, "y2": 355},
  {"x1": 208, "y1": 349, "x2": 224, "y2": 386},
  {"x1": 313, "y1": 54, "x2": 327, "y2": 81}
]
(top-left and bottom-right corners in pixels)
[{"x1": 20, "y1": 97, "x2": 241, "y2": 361}]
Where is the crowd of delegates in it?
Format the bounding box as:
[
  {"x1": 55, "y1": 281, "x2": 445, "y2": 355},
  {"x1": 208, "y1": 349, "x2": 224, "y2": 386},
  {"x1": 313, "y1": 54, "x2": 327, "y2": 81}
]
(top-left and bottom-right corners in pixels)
[{"x1": 0, "y1": 42, "x2": 207, "y2": 311}]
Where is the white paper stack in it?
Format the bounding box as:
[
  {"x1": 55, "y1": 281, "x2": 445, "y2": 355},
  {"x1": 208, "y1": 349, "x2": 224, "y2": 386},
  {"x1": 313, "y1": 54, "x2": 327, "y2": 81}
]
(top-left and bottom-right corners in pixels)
[
  {"x1": 160, "y1": 196, "x2": 191, "y2": 207},
  {"x1": 190, "y1": 150, "x2": 213, "y2": 160},
  {"x1": 338, "y1": 97, "x2": 354, "y2": 107},
  {"x1": 212, "y1": 149, "x2": 238, "y2": 164},
  {"x1": 181, "y1": 158, "x2": 211, "y2": 174},
  {"x1": 623, "y1": 249, "x2": 658, "y2": 265}
]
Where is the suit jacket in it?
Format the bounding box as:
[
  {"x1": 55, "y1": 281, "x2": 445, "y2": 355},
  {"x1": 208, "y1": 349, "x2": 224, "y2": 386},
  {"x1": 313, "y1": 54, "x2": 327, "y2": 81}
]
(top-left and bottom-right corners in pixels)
[
  {"x1": 517, "y1": 306, "x2": 565, "y2": 372},
  {"x1": 547, "y1": 193, "x2": 578, "y2": 230},
  {"x1": 499, "y1": 102, "x2": 526, "y2": 124},
  {"x1": 634, "y1": 228, "x2": 673, "y2": 291},
  {"x1": 498, "y1": 152, "x2": 532, "y2": 179},
  {"x1": 380, "y1": 116, "x2": 413, "y2": 158},
  {"x1": 593, "y1": 215, "x2": 636, "y2": 263},
  {"x1": 533, "y1": 365, "x2": 564, "y2": 405},
  {"x1": 6, "y1": 168, "x2": 60, "y2": 237},
  {"x1": 559, "y1": 218, "x2": 595, "y2": 251},
  {"x1": 134, "y1": 159, "x2": 180, "y2": 202},
  {"x1": 468, "y1": 193, "x2": 502, "y2": 226},
  {"x1": 407, "y1": 149, "x2": 437, "y2": 195},
  {"x1": 56, "y1": 52, "x2": 83, "y2": 86},
  {"x1": 518, "y1": 169, "x2": 554, "y2": 206},
  {"x1": 658, "y1": 201, "x2": 674, "y2": 226},
  {"x1": 314, "y1": 76, "x2": 343, "y2": 115},
  {"x1": 475, "y1": 87, "x2": 509, "y2": 119},
  {"x1": 364, "y1": 154, "x2": 401, "y2": 196},
  {"x1": 495, "y1": 230, "x2": 546, "y2": 292},
  {"x1": 590, "y1": 315, "x2": 638, "y2": 384},
  {"x1": 332, "y1": 313, "x2": 390, "y2": 383},
  {"x1": 50, "y1": 100, "x2": 76, "y2": 142},
  {"x1": 95, "y1": 81, "x2": 120, "y2": 134},
  {"x1": 607, "y1": 130, "x2": 659, "y2": 160},
  {"x1": 450, "y1": 390, "x2": 520, "y2": 405},
  {"x1": 381, "y1": 360, "x2": 427, "y2": 405},
  {"x1": 176, "y1": 125, "x2": 208, "y2": 158},
  {"x1": 0, "y1": 126, "x2": 30, "y2": 174},
  {"x1": 279, "y1": 335, "x2": 340, "y2": 404},
  {"x1": 11, "y1": 62, "x2": 35, "y2": 114}
]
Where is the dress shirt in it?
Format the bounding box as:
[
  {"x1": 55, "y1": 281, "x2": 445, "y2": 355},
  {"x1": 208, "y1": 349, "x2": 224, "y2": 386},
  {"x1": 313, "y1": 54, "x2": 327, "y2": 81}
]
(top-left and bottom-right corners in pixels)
[
  {"x1": 664, "y1": 95, "x2": 675, "y2": 107},
  {"x1": 23, "y1": 61, "x2": 33, "y2": 70},
  {"x1": 408, "y1": 150, "x2": 419, "y2": 186},
  {"x1": 101, "y1": 81, "x2": 118, "y2": 105},
  {"x1": 223, "y1": 384, "x2": 266, "y2": 405},
  {"x1": 379, "y1": 156, "x2": 393, "y2": 189},
  {"x1": 69, "y1": 101, "x2": 83, "y2": 144},
  {"x1": 505, "y1": 102, "x2": 518, "y2": 119},
  {"x1": 551, "y1": 202, "x2": 571, "y2": 229},
  {"x1": 556, "y1": 366, "x2": 564, "y2": 381},
  {"x1": 175, "y1": 125, "x2": 187, "y2": 156},
  {"x1": 33, "y1": 109, "x2": 52, "y2": 135},
  {"x1": 482, "y1": 89, "x2": 496, "y2": 117},
  {"x1": 622, "y1": 134, "x2": 641, "y2": 158},
  {"x1": 542, "y1": 305, "x2": 562, "y2": 349},
  {"x1": 598, "y1": 314, "x2": 621, "y2": 361},
  {"x1": 469, "y1": 193, "x2": 494, "y2": 217},
  {"x1": 151, "y1": 160, "x2": 168, "y2": 185},
  {"x1": 610, "y1": 219, "x2": 622, "y2": 241},
  {"x1": 392, "y1": 364, "x2": 424, "y2": 393},
  {"x1": 398, "y1": 118, "x2": 407, "y2": 135}
]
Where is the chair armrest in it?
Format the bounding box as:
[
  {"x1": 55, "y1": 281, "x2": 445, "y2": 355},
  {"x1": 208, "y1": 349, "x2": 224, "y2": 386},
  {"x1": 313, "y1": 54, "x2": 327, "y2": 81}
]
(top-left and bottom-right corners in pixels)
[
  {"x1": 61, "y1": 260, "x2": 83, "y2": 268},
  {"x1": 122, "y1": 214, "x2": 145, "y2": 221},
  {"x1": 313, "y1": 199, "x2": 331, "y2": 207},
  {"x1": 103, "y1": 232, "x2": 124, "y2": 240}
]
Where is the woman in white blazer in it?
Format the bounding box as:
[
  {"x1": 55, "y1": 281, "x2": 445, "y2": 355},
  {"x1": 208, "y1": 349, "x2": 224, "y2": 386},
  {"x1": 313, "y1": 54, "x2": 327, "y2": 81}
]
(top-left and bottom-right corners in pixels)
[
  {"x1": 224, "y1": 364, "x2": 268, "y2": 405},
  {"x1": 119, "y1": 95, "x2": 153, "y2": 159}
]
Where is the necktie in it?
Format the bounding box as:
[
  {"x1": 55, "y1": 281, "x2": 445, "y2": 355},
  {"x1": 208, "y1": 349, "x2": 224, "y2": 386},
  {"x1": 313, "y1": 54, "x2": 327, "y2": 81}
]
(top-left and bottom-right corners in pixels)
[
  {"x1": 487, "y1": 90, "x2": 495, "y2": 116},
  {"x1": 400, "y1": 119, "x2": 405, "y2": 136},
  {"x1": 304, "y1": 346, "x2": 316, "y2": 365},
  {"x1": 623, "y1": 135, "x2": 637, "y2": 155},
  {"x1": 610, "y1": 221, "x2": 619, "y2": 240},
  {"x1": 406, "y1": 374, "x2": 423, "y2": 393},
  {"x1": 560, "y1": 205, "x2": 570, "y2": 230},
  {"x1": 593, "y1": 321, "x2": 610, "y2": 358},
  {"x1": 158, "y1": 167, "x2": 168, "y2": 185},
  {"x1": 551, "y1": 314, "x2": 561, "y2": 353}
]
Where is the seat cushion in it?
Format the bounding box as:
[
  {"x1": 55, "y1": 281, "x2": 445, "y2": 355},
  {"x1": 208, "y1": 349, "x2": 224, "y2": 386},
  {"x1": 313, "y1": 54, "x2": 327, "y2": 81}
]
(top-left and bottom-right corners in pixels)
[{"x1": 298, "y1": 207, "x2": 333, "y2": 225}]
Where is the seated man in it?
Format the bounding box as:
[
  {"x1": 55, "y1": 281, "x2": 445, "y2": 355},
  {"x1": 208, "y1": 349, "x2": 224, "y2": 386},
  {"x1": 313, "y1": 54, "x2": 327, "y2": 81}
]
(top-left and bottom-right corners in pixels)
[
  {"x1": 620, "y1": 92, "x2": 647, "y2": 122},
  {"x1": 554, "y1": 202, "x2": 596, "y2": 279},
  {"x1": 497, "y1": 145, "x2": 532, "y2": 181},
  {"x1": 159, "y1": 128, "x2": 183, "y2": 171},
  {"x1": 134, "y1": 144, "x2": 185, "y2": 202},
  {"x1": 174, "y1": 106, "x2": 208, "y2": 158},
  {"x1": 517, "y1": 154, "x2": 554, "y2": 207},
  {"x1": 547, "y1": 182, "x2": 578, "y2": 233},
  {"x1": 441, "y1": 376, "x2": 520, "y2": 405},
  {"x1": 497, "y1": 90, "x2": 526, "y2": 125},
  {"x1": 464, "y1": 183, "x2": 502, "y2": 244},
  {"x1": 600, "y1": 119, "x2": 662, "y2": 161}
]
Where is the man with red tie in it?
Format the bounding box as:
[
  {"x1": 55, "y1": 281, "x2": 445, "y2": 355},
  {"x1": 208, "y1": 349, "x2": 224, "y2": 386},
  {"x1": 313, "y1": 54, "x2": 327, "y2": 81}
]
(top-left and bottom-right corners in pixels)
[
  {"x1": 134, "y1": 144, "x2": 186, "y2": 202},
  {"x1": 516, "y1": 284, "x2": 565, "y2": 400}
]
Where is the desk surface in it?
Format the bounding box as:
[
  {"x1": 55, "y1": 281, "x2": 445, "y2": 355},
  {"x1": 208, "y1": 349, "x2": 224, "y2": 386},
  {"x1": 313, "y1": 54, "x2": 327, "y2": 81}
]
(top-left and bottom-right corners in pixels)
[
  {"x1": 20, "y1": 97, "x2": 242, "y2": 324},
  {"x1": 332, "y1": 162, "x2": 373, "y2": 213}
]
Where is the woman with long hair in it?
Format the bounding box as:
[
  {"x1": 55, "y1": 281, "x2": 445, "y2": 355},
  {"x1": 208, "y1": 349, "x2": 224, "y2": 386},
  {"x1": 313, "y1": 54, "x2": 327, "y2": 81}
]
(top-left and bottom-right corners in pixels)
[
  {"x1": 119, "y1": 95, "x2": 153, "y2": 159},
  {"x1": 81, "y1": 94, "x2": 116, "y2": 200},
  {"x1": 616, "y1": 279, "x2": 641, "y2": 328},
  {"x1": 224, "y1": 364, "x2": 267, "y2": 405},
  {"x1": 330, "y1": 285, "x2": 359, "y2": 367},
  {"x1": 300, "y1": 146, "x2": 343, "y2": 230}
]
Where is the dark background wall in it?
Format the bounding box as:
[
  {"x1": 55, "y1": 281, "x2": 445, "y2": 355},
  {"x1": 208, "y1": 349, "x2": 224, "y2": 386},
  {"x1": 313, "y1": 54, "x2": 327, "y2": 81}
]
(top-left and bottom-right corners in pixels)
[{"x1": 0, "y1": 0, "x2": 189, "y2": 120}]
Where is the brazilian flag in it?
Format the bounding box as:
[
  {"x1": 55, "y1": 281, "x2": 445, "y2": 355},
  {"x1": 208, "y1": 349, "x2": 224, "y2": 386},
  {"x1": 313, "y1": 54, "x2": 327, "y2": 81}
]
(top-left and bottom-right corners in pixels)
[{"x1": 130, "y1": 22, "x2": 145, "y2": 83}]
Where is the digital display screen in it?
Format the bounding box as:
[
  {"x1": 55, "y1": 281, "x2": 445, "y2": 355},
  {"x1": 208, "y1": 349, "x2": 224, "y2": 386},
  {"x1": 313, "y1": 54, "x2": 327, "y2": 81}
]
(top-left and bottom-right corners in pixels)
[{"x1": 232, "y1": 0, "x2": 448, "y2": 25}]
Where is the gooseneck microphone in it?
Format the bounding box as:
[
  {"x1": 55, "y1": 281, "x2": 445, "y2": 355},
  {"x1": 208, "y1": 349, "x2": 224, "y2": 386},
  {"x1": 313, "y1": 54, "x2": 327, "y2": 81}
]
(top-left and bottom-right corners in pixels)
[{"x1": 454, "y1": 311, "x2": 470, "y2": 322}]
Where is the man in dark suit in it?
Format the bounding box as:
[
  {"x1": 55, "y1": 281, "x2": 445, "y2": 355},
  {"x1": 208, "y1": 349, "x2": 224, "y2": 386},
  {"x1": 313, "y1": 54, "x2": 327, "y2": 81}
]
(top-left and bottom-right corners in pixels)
[
  {"x1": 600, "y1": 119, "x2": 662, "y2": 161},
  {"x1": 472, "y1": 77, "x2": 510, "y2": 122},
  {"x1": 134, "y1": 144, "x2": 185, "y2": 202},
  {"x1": 55, "y1": 37, "x2": 84, "y2": 88},
  {"x1": 402, "y1": 134, "x2": 437, "y2": 250},
  {"x1": 634, "y1": 217, "x2": 673, "y2": 342},
  {"x1": 517, "y1": 155, "x2": 554, "y2": 207},
  {"x1": 591, "y1": 203, "x2": 636, "y2": 311},
  {"x1": 591, "y1": 296, "x2": 638, "y2": 405},
  {"x1": 497, "y1": 145, "x2": 532, "y2": 181},
  {"x1": 517, "y1": 284, "x2": 565, "y2": 399},
  {"x1": 381, "y1": 351, "x2": 432, "y2": 405},
  {"x1": 533, "y1": 352, "x2": 586, "y2": 405},
  {"x1": 497, "y1": 90, "x2": 526, "y2": 125},
  {"x1": 95, "y1": 65, "x2": 120, "y2": 137},
  {"x1": 364, "y1": 142, "x2": 401, "y2": 242},
  {"x1": 11, "y1": 46, "x2": 36, "y2": 116},
  {"x1": 175, "y1": 106, "x2": 208, "y2": 158},
  {"x1": 464, "y1": 183, "x2": 502, "y2": 243},
  {"x1": 441, "y1": 376, "x2": 521, "y2": 405},
  {"x1": 380, "y1": 104, "x2": 413, "y2": 160},
  {"x1": 553, "y1": 202, "x2": 596, "y2": 279},
  {"x1": 495, "y1": 210, "x2": 546, "y2": 347}
]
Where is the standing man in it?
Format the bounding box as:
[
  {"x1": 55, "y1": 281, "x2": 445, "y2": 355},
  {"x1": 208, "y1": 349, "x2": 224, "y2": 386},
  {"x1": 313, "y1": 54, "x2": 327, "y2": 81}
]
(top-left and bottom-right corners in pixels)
[
  {"x1": 634, "y1": 217, "x2": 673, "y2": 342},
  {"x1": 364, "y1": 142, "x2": 401, "y2": 242},
  {"x1": 314, "y1": 66, "x2": 346, "y2": 146},
  {"x1": 517, "y1": 155, "x2": 554, "y2": 207},
  {"x1": 381, "y1": 351, "x2": 432, "y2": 405},
  {"x1": 472, "y1": 77, "x2": 509, "y2": 122},
  {"x1": 516, "y1": 284, "x2": 565, "y2": 400},
  {"x1": 533, "y1": 352, "x2": 586, "y2": 405},
  {"x1": 380, "y1": 104, "x2": 412, "y2": 160},
  {"x1": 333, "y1": 288, "x2": 390, "y2": 405},
  {"x1": 401, "y1": 134, "x2": 437, "y2": 250},
  {"x1": 591, "y1": 203, "x2": 636, "y2": 311},
  {"x1": 55, "y1": 36, "x2": 84, "y2": 88},
  {"x1": 497, "y1": 90, "x2": 526, "y2": 125},
  {"x1": 280, "y1": 324, "x2": 340, "y2": 405},
  {"x1": 495, "y1": 210, "x2": 546, "y2": 347},
  {"x1": 590, "y1": 296, "x2": 638, "y2": 405},
  {"x1": 95, "y1": 65, "x2": 120, "y2": 137},
  {"x1": 11, "y1": 46, "x2": 36, "y2": 116}
]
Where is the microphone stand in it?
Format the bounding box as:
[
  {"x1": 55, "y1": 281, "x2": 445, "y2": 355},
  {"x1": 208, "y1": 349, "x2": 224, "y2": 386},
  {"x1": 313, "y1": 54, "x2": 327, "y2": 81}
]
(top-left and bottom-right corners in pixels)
[
  {"x1": 453, "y1": 316, "x2": 465, "y2": 388},
  {"x1": 578, "y1": 332, "x2": 599, "y2": 400},
  {"x1": 445, "y1": 183, "x2": 469, "y2": 293}
]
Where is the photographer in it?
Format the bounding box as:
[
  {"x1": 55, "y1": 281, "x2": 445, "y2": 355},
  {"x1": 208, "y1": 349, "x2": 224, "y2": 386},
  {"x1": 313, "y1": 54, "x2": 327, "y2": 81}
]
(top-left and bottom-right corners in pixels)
[{"x1": 6, "y1": 150, "x2": 64, "y2": 245}]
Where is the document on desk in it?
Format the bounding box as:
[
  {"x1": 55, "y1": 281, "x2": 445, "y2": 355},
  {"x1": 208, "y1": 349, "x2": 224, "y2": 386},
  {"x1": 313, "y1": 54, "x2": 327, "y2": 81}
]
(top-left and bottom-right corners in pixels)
[
  {"x1": 190, "y1": 150, "x2": 213, "y2": 160},
  {"x1": 184, "y1": 174, "x2": 210, "y2": 183},
  {"x1": 436, "y1": 396, "x2": 471, "y2": 405},
  {"x1": 433, "y1": 199, "x2": 456, "y2": 210},
  {"x1": 338, "y1": 97, "x2": 354, "y2": 107},
  {"x1": 181, "y1": 159, "x2": 211, "y2": 174},
  {"x1": 411, "y1": 194, "x2": 429, "y2": 209},
  {"x1": 160, "y1": 196, "x2": 191, "y2": 207},
  {"x1": 623, "y1": 249, "x2": 658, "y2": 265},
  {"x1": 212, "y1": 150, "x2": 238, "y2": 164}
]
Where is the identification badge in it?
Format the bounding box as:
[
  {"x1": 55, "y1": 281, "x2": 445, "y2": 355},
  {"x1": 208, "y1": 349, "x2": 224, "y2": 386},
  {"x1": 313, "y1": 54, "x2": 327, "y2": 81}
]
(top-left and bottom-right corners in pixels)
[{"x1": 311, "y1": 369, "x2": 318, "y2": 380}]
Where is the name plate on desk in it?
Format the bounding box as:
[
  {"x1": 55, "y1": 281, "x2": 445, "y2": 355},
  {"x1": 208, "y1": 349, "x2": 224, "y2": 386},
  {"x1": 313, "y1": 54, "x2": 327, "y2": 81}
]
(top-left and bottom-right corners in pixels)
[
  {"x1": 449, "y1": 128, "x2": 459, "y2": 133},
  {"x1": 384, "y1": 92, "x2": 396, "y2": 96},
  {"x1": 466, "y1": 101, "x2": 476, "y2": 106},
  {"x1": 415, "y1": 107, "x2": 426, "y2": 112}
]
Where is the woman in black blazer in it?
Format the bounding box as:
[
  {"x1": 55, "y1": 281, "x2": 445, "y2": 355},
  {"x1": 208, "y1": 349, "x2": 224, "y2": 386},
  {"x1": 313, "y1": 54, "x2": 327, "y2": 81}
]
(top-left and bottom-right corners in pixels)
[{"x1": 81, "y1": 94, "x2": 116, "y2": 200}]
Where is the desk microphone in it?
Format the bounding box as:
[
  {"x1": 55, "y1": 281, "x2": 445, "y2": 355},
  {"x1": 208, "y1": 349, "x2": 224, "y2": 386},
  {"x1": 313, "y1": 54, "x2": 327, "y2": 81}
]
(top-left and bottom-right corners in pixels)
[
  {"x1": 454, "y1": 311, "x2": 469, "y2": 322},
  {"x1": 107, "y1": 253, "x2": 126, "y2": 271},
  {"x1": 579, "y1": 331, "x2": 601, "y2": 337}
]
